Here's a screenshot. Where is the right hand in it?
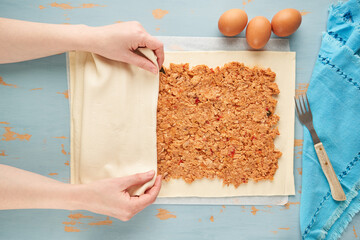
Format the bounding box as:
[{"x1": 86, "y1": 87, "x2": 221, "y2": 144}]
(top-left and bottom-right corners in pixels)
[{"x1": 77, "y1": 170, "x2": 162, "y2": 221}]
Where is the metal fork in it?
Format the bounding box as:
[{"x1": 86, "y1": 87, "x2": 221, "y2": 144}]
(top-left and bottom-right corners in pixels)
[{"x1": 295, "y1": 94, "x2": 346, "y2": 201}]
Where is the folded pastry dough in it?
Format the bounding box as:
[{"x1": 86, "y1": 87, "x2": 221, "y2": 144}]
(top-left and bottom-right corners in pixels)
[{"x1": 68, "y1": 48, "x2": 158, "y2": 196}]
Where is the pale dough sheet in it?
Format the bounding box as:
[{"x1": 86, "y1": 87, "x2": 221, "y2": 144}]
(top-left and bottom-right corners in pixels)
[
  {"x1": 69, "y1": 49, "x2": 295, "y2": 198},
  {"x1": 69, "y1": 48, "x2": 158, "y2": 196},
  {"x1": 158, "y1": 51, "x2": 295, "y2": 197}
]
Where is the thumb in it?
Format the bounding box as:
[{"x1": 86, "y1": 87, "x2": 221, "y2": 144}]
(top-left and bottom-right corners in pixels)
[
  {"x1": 118, "y1": 170, "x2": 155, "y2": 189},
  {"x1": 126, "y1": 51, "x2": 158, "y2": 74}
]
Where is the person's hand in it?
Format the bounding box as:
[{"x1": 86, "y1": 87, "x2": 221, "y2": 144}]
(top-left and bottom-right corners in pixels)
[
  {"x1": 0, "y1": 18, "x2": 164, "y2": 66},
  {"x1": 87, "y1": 21, "x2": 164, "y2": 74},
  {"x1": 76, "y1": 170, "x2": 162, "y2": 221}
]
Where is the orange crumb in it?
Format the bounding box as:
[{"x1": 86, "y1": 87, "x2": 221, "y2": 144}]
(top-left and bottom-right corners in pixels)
[
  {"x1": 0, "y1": 77, "x2": 17, "y2": 88},
  {"x1": 81, "y1": 3, "x2": 100, "y2": 8},
  {"x1": 68, "y1": 213, "x2": 93, "y2": 220},
  {"x1": 295, "y1": 150, "x2": 303, "y2": 160},
  {"x1": 50, "y1": 2, "x2": 76, "y2": 9},
  {"x1": 61, "y1": 144, "x2": 67, "y2": 155},
  {"x1": 353, "y1": 226, "x2": 358, "y2": 238},
  {"x1": 271, "y1": 231, "x2": 278, "y2": 234},
  {"x1": 198, "y1": 218, "x2": 202, "y2": 222},
  {"x1": 294, "y1": 139, "x2": 303, "y2": 147},
  {"x1": 0, "y1": 150, "x2": 7, "y2": 156},
  {"x1": 0, "y1": 122, "x2": 10, "y2": 125},
  {"x1": 57, "y1": 90, "x2": 69, "y2": 99},
  {"x1": 152, "y1": 9, "x2": 169, "y2": 19},
  {"x1": 54, "y1": 136, "x2": 67, "y2": 139},
  {"x1": 300, "y1": 10, "x2": 310, "y2": 16},
  {"x1": 156, "y1": 208, "x2": 176, "y2": 220},
  {"x1": 155, "y1": 27, "x2": 160, "y2": 31},
  {"x1": 62, "y1": 220, "x2": 77, "y2": 225},
  {"x1": 251, "y1": 206, "x2": 259, "y2": 215},
  {"x1": 39, "y1": 5, "x2": 46, "y2": 9},
  {"x1": 283, "y1": 202, "x2": 300, "y2": 210},
  {"x1": 64, "y1": 226, "x2": 80, "y2": 232},
  {"x1": 30, "y1": 88, "x2": 43, "y2": 91},
  {"x1": 279, "y1": 227, "x2": 290, "y2": 230},
  {"x1": 88, "y1": 217, "x2": 112, "y2": 226},
  {"x1": 1, "y1": 127, "x2": 31, "y2": 141},
  {"x1": 50, "y1": 2, "x2": 105, "y2": 10},
  {"x1": 48, "y1": 173, "x2": 58, "y2": 176},
  {"x1": 295, "y1": 83, "x2": 309, "y2": 96},
  {"x1": 65, "y1": 160, "x2": 70, "y2": 166},
  {"x1": 210, "y1": 216, "x2": 214, "y2": 222}
]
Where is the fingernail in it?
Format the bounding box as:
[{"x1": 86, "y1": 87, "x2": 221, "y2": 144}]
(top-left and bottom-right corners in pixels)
[
  {"x1": 146, "y1": 170, "x2": 155, "y2": 176},
  {"x1": 152, "y1": 68, "x2": 158, "y2": 75}
]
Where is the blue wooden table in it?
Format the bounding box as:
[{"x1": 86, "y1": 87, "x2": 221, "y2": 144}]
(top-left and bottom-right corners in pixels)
[{"x1": 1, "y1": 0, "x2": 359, "y2": 239}]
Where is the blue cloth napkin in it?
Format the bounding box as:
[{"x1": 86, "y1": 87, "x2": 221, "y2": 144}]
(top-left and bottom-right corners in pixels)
[{"x1": 300, "y1": 0, "x2": 360, "y2": 239}]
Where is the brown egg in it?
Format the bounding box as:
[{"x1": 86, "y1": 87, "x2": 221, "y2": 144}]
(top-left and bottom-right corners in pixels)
[
  {"x1": 246, "y1": 16, "x2": 271, "y2": 49},
  {"x1": 218, "y1": 9, "x2": 248, "y2": 37},
  {"x1": 271, "y1": 8, "x2": 302, "y2": 37}
]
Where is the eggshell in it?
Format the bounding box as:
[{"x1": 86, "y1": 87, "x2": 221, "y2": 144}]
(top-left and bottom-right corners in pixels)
[
  {"x1": 218, "y1": 9, "x2": 248, "y2": 37},
  {"x1": 271, "y1": 8, "x2": 302, "y2": 37},
  {"x1": 246, "y1": 16, "x2": 271, "y2": 49}
]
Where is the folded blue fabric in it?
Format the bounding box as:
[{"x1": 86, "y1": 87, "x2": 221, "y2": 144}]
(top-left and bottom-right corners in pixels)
[{"x1": 300, "y1": 0, "x2": 360, "y2": 239}]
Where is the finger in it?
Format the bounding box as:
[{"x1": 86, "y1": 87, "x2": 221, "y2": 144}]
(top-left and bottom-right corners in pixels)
[
  {"x1": 154, "y1": 47, "x2": 165, "y2": 69},
  {"x1": 126, "y1": 51, "x2": 158, "y2": 74},
  {"x1": 142, "y1": 34, "x2": 164, "y2": 68},
  {"x1": 132, "y1": 175, "x2": 162, "y2": 206},
  {"x1": 119, "y1": 170, "x2": 155, "y2": 189},
  {"x1": 144, "y1": 175, "x2": 162, "y2": 195}
]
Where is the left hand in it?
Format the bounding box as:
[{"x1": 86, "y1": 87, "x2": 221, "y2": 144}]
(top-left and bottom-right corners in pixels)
[{"x1": 87, "y1": 21, "x2": 164, "y2": 74}]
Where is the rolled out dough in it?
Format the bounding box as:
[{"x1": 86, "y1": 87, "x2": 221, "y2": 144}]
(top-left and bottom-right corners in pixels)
[
  {"x1": 69, "y1": 48, "x2": 158, "y2": 196},
  {"x1": 69, "y1": 49, "x2": 295, "y2": 198}
]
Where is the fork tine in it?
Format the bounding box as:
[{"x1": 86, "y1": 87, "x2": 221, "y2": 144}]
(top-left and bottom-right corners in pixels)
[
  {"x1": 299, "y1": 94, "x2": 306, "y2": 113},
  {"x1": 297, "y1": 95, "x2": 304, "y2": 114},
  {"x1": 305, "y1": 94, "x2": 311, "y2": 113},
  {"x1": 295, "y1": 97, "x2": 302, "y2": 115},
  {"x1": 297, "y1": 96, "x2": 302, "y2": 114}
]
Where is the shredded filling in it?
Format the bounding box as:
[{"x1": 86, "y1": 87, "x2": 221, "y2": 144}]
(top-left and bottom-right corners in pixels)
[{"x1": 157, "y1": 62, "x2": 281, "y2": 188}]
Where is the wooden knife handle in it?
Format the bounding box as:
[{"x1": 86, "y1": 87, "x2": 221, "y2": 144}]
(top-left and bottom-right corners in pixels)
[{"x1": 314, "y1": 142, "x2": 346, "y2": 201}]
